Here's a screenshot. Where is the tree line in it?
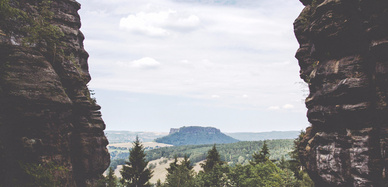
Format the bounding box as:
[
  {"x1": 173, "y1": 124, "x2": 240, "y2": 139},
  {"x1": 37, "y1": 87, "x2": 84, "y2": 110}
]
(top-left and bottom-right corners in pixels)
[
  {"x1": 99, "y1": 132, "x2": 314, "y2": 187},
  {"x1": 109, "y1": 139, "x2": 294, "y2": 167}
]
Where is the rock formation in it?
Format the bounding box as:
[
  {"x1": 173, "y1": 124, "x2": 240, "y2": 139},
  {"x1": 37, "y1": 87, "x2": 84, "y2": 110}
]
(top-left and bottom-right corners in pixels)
[
  {"x1": 157, "y1": 126, "x2": 239, "y2": 146},
  {"x1": 294, "y1": 0, "x2": 388, "y2": 186},
  {"x1": 0, "y1": 0, "x2": 109, "y2": 186},
  {"x1": 169, "y1": 126, "x2": 221, "y2": 135},
  {"x1": 169, "y1": 128, "x2": 180, "y2": 134}
]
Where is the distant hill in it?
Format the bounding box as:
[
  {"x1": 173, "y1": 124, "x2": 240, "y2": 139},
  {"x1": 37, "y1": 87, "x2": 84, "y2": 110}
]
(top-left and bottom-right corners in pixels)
[
  {"x1": 105, "y1": 131, "x2": 168, "y2": 143},
  {"x1": 155, "y1": 126, "x2": 239, "y2": 146},
  {"x1": 226, "y1": 131, "x2": 300, "y2": 141}
]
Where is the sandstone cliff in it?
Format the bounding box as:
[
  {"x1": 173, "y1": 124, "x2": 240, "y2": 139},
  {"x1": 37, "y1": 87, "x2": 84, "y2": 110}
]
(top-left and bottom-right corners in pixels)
[
  {"x1": 295, "y1": 0, "x2": 388, "y2": 186},
  {"x1": 0, "y1": 0, "x2": 109, "y2": 186}
]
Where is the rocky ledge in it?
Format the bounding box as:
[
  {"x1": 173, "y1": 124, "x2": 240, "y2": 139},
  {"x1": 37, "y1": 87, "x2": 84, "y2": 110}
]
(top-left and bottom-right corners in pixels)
[
  {"x1": 0, "y1": 0, "x2": 109, "y2": 186},
  {"x1": 295, "y1": 0, "x2": 388, "y2": 186}
]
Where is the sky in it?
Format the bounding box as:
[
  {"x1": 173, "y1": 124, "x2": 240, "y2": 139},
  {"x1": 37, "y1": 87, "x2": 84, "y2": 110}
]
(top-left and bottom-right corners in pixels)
[{"x1": 76, "y1": 0, "x2": 308, "y2": 132}]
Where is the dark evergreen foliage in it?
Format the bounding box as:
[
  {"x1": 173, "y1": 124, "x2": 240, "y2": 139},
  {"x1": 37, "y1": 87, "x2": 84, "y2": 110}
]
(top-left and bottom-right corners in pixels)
[
  {"x1": 251, "y1": 140, "x2": 270, "y2": 164},
  {"x1": 164, "y1": 155, "x2": 195, "y2": 187},
  {"x1": 197, "y1": 145, "x2": 229, "y2": 187},
  {"x1": 201, "y1": 144, "x2": 223, "y2": 172},
  {"x1": 288, "y1": 131, "x2": 314, "y2": 186},
  {"x1": 120, "y1": 136, "x2": 153, "y2": 187},
  {"x1": 97, "y1": 167, "x2": 118, "y2": 187},
  {"x1": 17, "y1": 162, "x2": 68, "y2": 187}
]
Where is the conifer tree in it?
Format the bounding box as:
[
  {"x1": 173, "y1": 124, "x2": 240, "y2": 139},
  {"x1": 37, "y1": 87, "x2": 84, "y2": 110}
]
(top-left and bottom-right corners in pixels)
[
  {"x1": 251, "y1": 141, "x2": 270, "y2": 164},
  {"x1": 278, "y1": 156, "x2": 289, "y2": 170},
  {"x1": 261, "y1": 141, "x2": 269, "y2": 157},
  {"x1": 120, "y1": 136, "x2": 153, "y2": 187},
  {"x1": 287, "y1": 130, "x2": 307, "y2": 181},
  {"x1": 181, "y1": 155, "x2": 193, "y2": 170},
  {"x1": 166, "y1": 155, "x2": 179, "y2": 176},
  {"x1": 155, "y1": 179, "x2": 163, "y2": 187},
  {"x1": 288, "y1": 130, "x2": 314, "y2": 186},
  {"x1": 201, "y1": 144, "x2": 223, "y2": 172},
  {"x1": 106, "y1": 167, "x2": 118, "y2": 187},
  {"x1": 197, "y1": 144, "x2": 228, "y2": 186},
  {"x1": 165, "y1": 155, "x2": 195, "y2": 187}
]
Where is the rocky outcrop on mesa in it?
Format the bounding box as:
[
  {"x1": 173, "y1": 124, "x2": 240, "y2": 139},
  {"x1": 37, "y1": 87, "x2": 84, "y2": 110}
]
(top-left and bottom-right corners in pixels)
[
  {"x1": 169, "y1": 126, "x2": 221, "y2": 135},
  {"x1": 169, "y1": 128, "x2": 180, "y2": 134},
  {"x1": 295, "y1": 0, "x2": 388, "y2": 186},
  {"x1": 0, "y1": 0, "x2": 109, "y2": 186}
]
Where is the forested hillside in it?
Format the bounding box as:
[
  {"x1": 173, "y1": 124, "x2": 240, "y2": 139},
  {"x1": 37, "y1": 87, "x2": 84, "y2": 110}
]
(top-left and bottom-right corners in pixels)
[
  {"x1": 103, "y1": 135, "x2": 314, "y2": 187},
  {"x1": 109, "y1": 139, "x2": 294, "y2": 168},
  {"x1": 148, "y1": 139, "x2": 293, "y2": 165}
]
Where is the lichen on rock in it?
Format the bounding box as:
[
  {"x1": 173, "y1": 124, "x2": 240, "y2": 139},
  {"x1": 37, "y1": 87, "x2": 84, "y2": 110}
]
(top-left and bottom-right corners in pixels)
[
  {"x1": 295, "y1": 0, "x2": 388, "y2": 186},
  {"x1": 0, "y1": 0, "x2": 109, "y2": 186}
]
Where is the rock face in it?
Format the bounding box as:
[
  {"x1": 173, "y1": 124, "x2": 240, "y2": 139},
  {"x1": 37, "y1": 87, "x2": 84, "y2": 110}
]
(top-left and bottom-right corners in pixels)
[
  {"x1": 294, "y1": 0, "x2": 388, "y2": 186},
  {"x1": 0, "y1": 0, "x2": 109, "y2": 186},
  {"x1": 169, "y1": 126, "x2": 221, "y2": 135},
  {"x1": 169, "y1": 128, "x2": 180, "y2": 134}
]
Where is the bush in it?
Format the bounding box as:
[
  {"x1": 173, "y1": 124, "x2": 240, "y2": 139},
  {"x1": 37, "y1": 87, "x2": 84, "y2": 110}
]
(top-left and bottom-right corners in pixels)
[{"x1": 18, "y1": 162, "x2": 68, "y2": 187}]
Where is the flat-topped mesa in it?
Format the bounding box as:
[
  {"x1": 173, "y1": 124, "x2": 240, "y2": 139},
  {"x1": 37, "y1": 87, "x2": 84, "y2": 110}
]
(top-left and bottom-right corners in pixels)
[
  {"x1": 169, "y1": 126, "x2": 221, "y2": 135},
  {"x1": 0, "y1": 0, "x2": 109, "y2": 186},
  {"x1": 178, "y1": 126, "x2": 221, "y2": 134},
  {"x1": 158, "y1": 126, "x2": 237, "y2": 146},
  {"x1": 294, "y1": 0, "x2": 388, "y2": 186}
]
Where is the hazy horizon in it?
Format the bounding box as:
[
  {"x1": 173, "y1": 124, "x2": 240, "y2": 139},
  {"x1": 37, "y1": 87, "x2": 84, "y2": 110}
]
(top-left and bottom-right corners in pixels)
[{"x1": 105, "y1": 128, "x2": 301, "y2": 133}]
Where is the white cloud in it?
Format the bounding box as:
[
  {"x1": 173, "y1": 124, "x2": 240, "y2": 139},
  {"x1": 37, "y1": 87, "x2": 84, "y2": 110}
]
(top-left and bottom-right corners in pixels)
[
  {"x1": 117, "y1": 57, "x2": 161, "y2": 69},
  {"x1": 119, "y1": 9, "x2": 201, "y2": 37},
  {"x1": 282, "y1": 104, "x2": 295, "y2": 109},
  {"x1": 166, "y1": 14, "x2": 200, "y2": 31},
  {"x1": 119, "y1": 11, "x2": 170, "y2": 37},
  {"x1": 132, "y1": 57, "x2": 161, "y2": 69}
]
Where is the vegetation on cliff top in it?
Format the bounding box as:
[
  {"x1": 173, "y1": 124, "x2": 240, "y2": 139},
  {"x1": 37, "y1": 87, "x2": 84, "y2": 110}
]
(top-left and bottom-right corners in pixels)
[
  {"x1": 155, "y1": 126, "x2": 239, "y2": 146},
  {"x1": 0, "y1": 0, "x2": 64, "y2": 47}
]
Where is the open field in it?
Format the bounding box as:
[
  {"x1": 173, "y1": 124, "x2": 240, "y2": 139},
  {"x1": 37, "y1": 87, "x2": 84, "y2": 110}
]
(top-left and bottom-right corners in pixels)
[{"x1": 193, "y1": 160, "x2": 205, "y2": 173}]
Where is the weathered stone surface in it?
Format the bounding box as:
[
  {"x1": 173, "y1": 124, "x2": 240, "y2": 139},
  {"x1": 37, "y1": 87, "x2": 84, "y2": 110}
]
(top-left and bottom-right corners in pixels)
[
  {"x1": 295, "y1": 0, "x2": 388, "y2": 186},
  {"x1": 0, "y1": 0, "x2": 109, "y2": 186}
]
